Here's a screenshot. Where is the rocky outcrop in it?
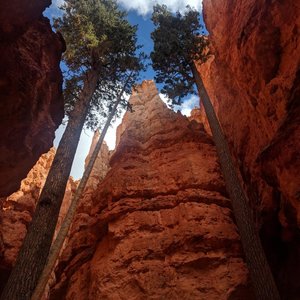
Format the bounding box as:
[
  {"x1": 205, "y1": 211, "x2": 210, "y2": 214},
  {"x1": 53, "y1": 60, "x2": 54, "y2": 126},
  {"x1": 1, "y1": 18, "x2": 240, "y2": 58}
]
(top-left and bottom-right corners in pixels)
[
  {"x1": 188, "y1": 107, "x2": 211, "y2": 135},
  {"x1": 0, "y1": 0, "x2": 65, "y2": 197},
  {"x1": 0, "y1": 0, "x2": 51, "y2": 37},
  {"x1": 84, "y1": 131, "x2": 111, "y2": 191},
  {"x1": 0, "y1": 148, "x2": 76, "y2": 293},
  {"x1": 200, "y1": 0, "x2": 300, "y2": 298},
  {"x1": 49, "y1": 81, "x2": 253, "y2": 299}
]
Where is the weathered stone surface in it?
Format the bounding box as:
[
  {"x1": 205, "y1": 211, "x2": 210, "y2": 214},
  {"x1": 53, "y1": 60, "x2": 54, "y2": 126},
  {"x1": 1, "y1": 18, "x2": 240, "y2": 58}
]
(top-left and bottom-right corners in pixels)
[
  {"x1": 0, "y1": 0, "x2": 51, "y2": 38},
  {"x1": 0, "y1": 148, "x2": 76, "y2": 293},
  {"x1": 200, "y1": 0, "x2": 300, "y2": 297},
  {"x1": 189, "y1": 107, "x2": 211, "y2": 135},
  {"x1": 0, "y1": 0, "x2": 65, "y2": 197},
  {"x1": 84, "y1": 131, "x2": 111, "y2": 191},
  {"x1": 49, "y1": 81, "x2": 253, "y2": 300}
]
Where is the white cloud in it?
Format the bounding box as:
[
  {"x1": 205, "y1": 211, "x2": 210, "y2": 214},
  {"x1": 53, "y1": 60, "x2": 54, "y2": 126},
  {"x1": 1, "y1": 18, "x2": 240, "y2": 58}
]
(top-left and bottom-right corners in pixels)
[
  {"x1": 117, "y1": 0, "x2": 202, "y2": 15},
  {"x1": 159, "y1": 93, "x2": 173, "y2": 108},
  {"x1": 175, "y1": 94, "x2": 199, "y2": 116},
  {"x1": 48, "y1": 0, "x2": 202, "y2": 17},
  {"x1": 160, "y1": 93, "x2": 199, "y2": 116}
]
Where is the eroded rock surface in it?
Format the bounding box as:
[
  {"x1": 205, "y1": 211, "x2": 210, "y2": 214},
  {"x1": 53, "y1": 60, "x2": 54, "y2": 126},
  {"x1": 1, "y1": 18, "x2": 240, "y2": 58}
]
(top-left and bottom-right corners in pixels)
[
  {"x1": 84, "y1": 131, "x2": 111, "y2": 191},
  {"x1": 0, "y1": 0, "x2": 65, "y2": 196},
  {"x1": 49, "y1": 81, "x2": 253, "y2": 300},
  {"x1": 200, "y1": 0, "x2": 300, "y2": 297},
  {"x1": 0, "y1": 148, "x2": 76, "y2": 293}
]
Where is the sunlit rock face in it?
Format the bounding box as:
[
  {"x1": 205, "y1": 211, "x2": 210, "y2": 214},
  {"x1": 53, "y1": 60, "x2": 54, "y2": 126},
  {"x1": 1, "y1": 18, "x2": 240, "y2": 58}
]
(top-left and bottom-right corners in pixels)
[
  {"x1": 0, "y1": 0, "x2": 65, "y2": 197},
  {"x1": 0, "y1": 148, "x2": 76, "y2": 293},
  {"x1": 49, "y1": 81, "x2": 253, "y2": 300},
  {"x1": 84, "y1": 131, "x2": 111, "y2": 191},
  {"x1": 188, "y1": 107, "x2": 211, "y2": 135},
  {"x1": 200, "y1": 0, "x2": 300, "y2": 297}
]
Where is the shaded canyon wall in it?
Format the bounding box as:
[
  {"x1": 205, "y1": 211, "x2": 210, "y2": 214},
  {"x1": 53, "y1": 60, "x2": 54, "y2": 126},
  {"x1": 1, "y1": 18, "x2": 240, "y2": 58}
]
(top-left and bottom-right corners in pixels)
[
  {"x1": 199, "y1": 0, "x2": 300, "y2": 298},
  {"x1": 0, "y1": 0, "x2": 65, "y2": 197},
  {"x1": 49, "y1": 81, "x2": 254, "y2": 300}
]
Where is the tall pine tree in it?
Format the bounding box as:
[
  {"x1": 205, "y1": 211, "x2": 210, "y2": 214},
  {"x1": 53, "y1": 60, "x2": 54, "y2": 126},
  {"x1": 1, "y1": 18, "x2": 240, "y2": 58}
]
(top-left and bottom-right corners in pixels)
[
  {"x1": 1, "y1": 1, "x2": 143, "y2": 299},
  {"x1": 150, "y1": 5, "x2": 280, "y2": 300},
  {"x1": 31, "y1": 66, "x2": 145, "y2": 300}
]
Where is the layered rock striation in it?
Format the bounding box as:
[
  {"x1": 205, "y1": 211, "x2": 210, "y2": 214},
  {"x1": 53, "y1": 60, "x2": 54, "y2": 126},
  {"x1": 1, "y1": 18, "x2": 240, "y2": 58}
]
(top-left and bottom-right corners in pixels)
[
  {"x1": 199, "y1": 0, "x2": 300, "y2": 298},
  {"x1": 0, "y1": 148, "x2": 76, "y2": 293},
  {"x1": 84, "y1": 131, "x2": 111, "y2": 191},
  {"x1": 0, "y1": 0, "x2": 65, "y2": 197},
  {"x1": 49, "y1": 81, "x2": 253, "y2": 300}
]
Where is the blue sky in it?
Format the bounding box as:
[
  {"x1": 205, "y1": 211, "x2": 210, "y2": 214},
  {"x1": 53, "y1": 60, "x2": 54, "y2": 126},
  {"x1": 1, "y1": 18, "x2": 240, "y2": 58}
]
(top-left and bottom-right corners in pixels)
[
  {"x1": 126, "y1": 12, "x2": 156, "y2": 83},
  {"x1": 45, "y1": 0, "x2": 205, "y2": 179},
  {"x1": 45, "y1": 0, "x2": 204, "y2": 85}
]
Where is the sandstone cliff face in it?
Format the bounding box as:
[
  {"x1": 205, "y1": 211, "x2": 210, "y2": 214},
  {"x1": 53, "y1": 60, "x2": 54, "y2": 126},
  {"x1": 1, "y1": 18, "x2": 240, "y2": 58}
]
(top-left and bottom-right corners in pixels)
[
  {"x1": 200, "y1": 0, "x2": 300, "y2": 298},
  {"x1": 188, "y1": 108, "x2": 211, "y2": 135},
  {"x1": 84, "y1": 131, "x2": 111, "y2": 191},
  {"x1": 0, "y1": 148, "x2": 76, "y2": 293},
  {"x1": 0, "y1": 0, "x2": 65, "y2": 197},
  {"x1": 49, "y1": 81, "x2": 253, "y2": 300}
]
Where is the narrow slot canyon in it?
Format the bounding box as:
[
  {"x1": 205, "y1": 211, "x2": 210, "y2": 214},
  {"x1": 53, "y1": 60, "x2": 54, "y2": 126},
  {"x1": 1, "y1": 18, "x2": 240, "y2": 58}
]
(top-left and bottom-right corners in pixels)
[{"x1": 0, "y1": 1, "x2": 299, "y2": 299}]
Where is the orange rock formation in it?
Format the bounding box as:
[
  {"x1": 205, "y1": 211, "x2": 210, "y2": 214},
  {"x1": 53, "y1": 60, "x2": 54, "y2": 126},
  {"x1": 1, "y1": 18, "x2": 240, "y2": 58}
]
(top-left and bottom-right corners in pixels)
[
  {"x1": 0, "y1": 148, "x2": 76, "y2": 293},
  {"x1": 49, "y1": 81, "x2": 253, "y2": 299},
  {"x1": 84, "y1": 131, "x2": 111, "y2": 191},
  {"x1": 199, "y1": 0, "x2": 300, "y2": 297}
]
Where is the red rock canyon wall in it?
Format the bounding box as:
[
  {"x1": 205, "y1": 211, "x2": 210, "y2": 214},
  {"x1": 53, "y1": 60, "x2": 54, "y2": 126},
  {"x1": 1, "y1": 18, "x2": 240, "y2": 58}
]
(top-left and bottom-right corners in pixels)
[
  {"x1": 0, "y1": 0, "x2": 65, "y2": 197},
  {"x1": 84, "y1": 131, "x2": 111, "y2": 191},
  {"x1": 49, "y1": 81, "x2": 254, "y2": 300},
  {"x1": 0, "y1": 149, "x2": 76, "y2": 293},
  {"x1": 199, "y1": 0, "x2": 300, "y2": 298}
]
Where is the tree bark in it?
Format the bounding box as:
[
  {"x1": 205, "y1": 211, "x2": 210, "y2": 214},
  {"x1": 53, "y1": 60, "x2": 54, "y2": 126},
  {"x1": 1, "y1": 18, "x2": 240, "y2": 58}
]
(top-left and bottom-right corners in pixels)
[
  {"x1": 191, "y1": 62, "x2": 280, "y2": 300},
  {"x1": 0, "y1": 70, "x2": 98, "y2": 300},
  {"x1": 31, "y1": 77, "x2": 130, "y2": 300}
]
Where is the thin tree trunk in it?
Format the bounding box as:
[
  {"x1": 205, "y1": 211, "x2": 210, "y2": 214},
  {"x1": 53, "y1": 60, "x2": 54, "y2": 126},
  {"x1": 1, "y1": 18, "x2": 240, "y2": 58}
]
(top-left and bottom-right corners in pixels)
[
  {"x1": 191, "y1": 62, "x2": 280, "y2": 300},
  {"x1": 0, "y1": 70, "x2": 98, "y2": 300},
  {"x1": 31, "y1": 76, "x2": 131, "y2": 300}
]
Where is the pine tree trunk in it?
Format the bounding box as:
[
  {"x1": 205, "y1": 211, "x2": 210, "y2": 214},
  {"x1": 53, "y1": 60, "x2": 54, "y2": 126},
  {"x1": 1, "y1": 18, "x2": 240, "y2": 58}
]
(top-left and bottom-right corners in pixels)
[
  {"x1": 191, "y1": 63, "x2": 280, "y2": 300},
  {"x1": 31, "y1": 79, "x2": 129, "y2": 300},
  {"x1": 0, "y1": 70, "x2": 98, "y2": 300}
]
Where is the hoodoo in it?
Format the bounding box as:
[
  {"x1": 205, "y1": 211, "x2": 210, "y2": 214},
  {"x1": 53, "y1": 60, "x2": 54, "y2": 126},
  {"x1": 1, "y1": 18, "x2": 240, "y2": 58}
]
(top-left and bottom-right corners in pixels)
[{"x1": 48, "y1": 81, "x2": 253, "y2": 299}]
